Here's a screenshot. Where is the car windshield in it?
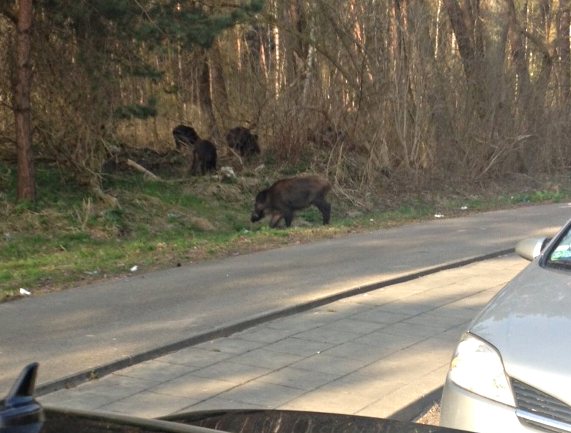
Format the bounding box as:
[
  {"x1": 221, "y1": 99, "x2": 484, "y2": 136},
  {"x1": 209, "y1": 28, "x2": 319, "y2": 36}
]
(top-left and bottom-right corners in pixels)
[{"x1": 546, "y1": 226, "x2": 571, "y2": 268}]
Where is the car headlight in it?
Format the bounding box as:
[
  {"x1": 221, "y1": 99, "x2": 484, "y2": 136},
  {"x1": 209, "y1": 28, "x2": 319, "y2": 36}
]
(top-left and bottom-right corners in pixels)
[{"x1": 447, "y1": 333, "x2": 515, "y2": 407}]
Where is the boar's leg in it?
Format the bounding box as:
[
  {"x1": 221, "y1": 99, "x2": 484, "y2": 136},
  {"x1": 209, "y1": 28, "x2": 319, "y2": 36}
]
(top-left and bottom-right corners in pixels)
[
  {"x1": 191, "y1": 150, "x2": 199, "y2": 175},
  {"x1": 269, "y1": 212, "x2": 283, "y2": 228},
  {"x1": 283, "y1": 210, "x2": 295, "y2": 227},
  {"x1": 313, "y1": 198, "x2": 331, "y2": 225}
]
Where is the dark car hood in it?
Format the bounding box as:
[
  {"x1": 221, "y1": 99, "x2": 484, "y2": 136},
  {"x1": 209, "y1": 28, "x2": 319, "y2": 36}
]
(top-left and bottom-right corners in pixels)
[
  {"x1": 29, "y1": 406, "x2": 471, "y2": 433},
  {"x1": 470, "y1": 260, "x2": 571, "y2": 404},
  {"x1": 164, "y1": 408, "x2": 467, "y2": 433}
]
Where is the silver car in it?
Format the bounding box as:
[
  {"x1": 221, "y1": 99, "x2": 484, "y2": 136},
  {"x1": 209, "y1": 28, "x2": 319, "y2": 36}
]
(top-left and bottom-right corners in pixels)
[{"x1": 440, "y1": 220, "x2": 571, "y2": 433}]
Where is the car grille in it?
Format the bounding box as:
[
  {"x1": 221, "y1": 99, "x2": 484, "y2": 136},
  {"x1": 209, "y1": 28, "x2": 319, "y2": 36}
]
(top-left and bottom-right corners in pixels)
[{"x1": 512, "y1": 378, "x2": 571, "y2": 433}]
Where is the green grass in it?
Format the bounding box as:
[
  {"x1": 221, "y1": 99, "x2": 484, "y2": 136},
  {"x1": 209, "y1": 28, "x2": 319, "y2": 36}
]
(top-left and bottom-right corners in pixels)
[{"x1": 1, "y1": 164, "x2": 570, "y2": 302}]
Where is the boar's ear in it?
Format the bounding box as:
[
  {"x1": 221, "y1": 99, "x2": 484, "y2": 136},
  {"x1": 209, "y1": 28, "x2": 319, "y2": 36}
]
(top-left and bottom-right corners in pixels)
[{"x1": 256, "y1": 189, "x2": 268, "y2": 203}]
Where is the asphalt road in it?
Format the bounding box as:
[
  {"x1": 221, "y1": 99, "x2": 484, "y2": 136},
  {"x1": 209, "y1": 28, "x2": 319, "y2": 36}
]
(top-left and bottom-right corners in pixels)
[{"x1": 1, "y1": 203, "x2": 570, "y2": 392}]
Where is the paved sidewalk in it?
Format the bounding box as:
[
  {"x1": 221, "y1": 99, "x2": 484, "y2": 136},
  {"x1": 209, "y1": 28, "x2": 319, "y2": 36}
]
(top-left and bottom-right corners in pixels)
[{"x1": 39, "y1": 254, "x2": 529, "y2": 421}]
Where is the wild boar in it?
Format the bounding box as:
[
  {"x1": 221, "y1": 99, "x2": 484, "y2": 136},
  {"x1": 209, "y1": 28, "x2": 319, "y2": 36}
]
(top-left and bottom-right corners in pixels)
[
  {"x1": 251, "y1": 176, "x2": 331, "y2": 228},
  {"x1": 191, "y1": 139, "x2": 217, "y2": 175},
  {"x1": 226, "y1": 126, "x2": 261, "y2": 157},
  {"x1": 309, "y1": 126, "x2": 356, "y2": 151},
  {"x1": 173, "y1": 124, "x2": 199, "y2": 149}
]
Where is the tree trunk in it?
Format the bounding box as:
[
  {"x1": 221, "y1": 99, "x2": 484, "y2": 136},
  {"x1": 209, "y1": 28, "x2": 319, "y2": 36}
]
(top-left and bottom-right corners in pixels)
[
  {"x1": 558, "y1": 0, "x2": 570, "y2": 103},
  {"x1": 197, "y1": 49, "x2": 217, "y2": 133},
  {"x1": 443, "y1": 0, "x2": 488, "y2": 119},
  {"x1": 209, "y1": 40, "x2": 231, "y2": 129},
  {"x1": 507, "y1": 0, "x2": 535, "y2": 134},
  {"x1": 443, "y1": 0, "x2": 476, "y2": 83},
  {"x1": 14, "y1": 0, "x2": 35, "y2": 202}
]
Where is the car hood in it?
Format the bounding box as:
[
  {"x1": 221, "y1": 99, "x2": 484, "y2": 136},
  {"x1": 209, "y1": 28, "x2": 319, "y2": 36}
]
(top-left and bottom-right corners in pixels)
[{"x1": 470, "y1": 260, "x2": 571, "y2": 405}]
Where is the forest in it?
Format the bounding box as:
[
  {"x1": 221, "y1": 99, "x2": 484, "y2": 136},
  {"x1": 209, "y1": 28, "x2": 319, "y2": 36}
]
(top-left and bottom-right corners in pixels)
[{"x1": 1, "y1": 0, "x2": 571, "y2": 205}]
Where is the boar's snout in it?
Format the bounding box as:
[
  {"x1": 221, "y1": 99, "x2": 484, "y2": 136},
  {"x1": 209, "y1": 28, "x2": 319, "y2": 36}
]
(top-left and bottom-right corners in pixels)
[{"x1": 251, "y1": 210, "x2": 264, "y2": 222}]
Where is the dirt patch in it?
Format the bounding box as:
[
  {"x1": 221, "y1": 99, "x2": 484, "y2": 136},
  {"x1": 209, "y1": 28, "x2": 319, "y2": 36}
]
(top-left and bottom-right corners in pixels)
[{"x1": 415, "y1": 401, "x2": 441, "y2": 426}]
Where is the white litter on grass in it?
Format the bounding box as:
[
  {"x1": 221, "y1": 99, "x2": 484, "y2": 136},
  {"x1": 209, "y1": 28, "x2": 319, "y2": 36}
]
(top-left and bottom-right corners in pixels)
[
  {"x1": 19, "y1": 288, "x2": 31, "y2": 296},
  {"x1": 461, "y1": 206, "x2": 468, "y2": 210},
  {"x1": 434, "y1": 214, "x2": 444, "y2": 218},
  {"x1": 220, "y1": 166, "x2": 236, "y2": 179},
  {"x1": 130, "y1": 265, "x2": 138, "y2": 272}
]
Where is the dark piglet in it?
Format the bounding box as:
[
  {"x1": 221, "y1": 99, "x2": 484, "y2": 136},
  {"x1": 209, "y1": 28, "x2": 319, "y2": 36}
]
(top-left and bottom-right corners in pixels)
[
  {"x1": 226, "y1": 127, "x2": 261, "y2": 157},
  {"x1": 192, "y1": 140, "x2": 217, "y2": 175},
  {"x1": 173, "y1": 124, "x2": 199, "y2": 149},
  {"x1": 172, "y1": 124, "x2": 217, "y2": 176},
  {"x1": 251, "y1": 176, "x2": 331, "y2": 228}
]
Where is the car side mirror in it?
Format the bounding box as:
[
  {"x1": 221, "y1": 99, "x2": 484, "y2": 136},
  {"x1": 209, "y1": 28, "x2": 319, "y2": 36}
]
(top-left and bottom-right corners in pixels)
[{"x1": 515, "y1": 237, "x2": 551, "y2": 261}]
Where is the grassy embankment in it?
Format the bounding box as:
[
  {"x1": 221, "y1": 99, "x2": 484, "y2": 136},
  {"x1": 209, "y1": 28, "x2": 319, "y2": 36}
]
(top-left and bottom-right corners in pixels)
[{"x1": 1, "y1": 164, "x2": 569, "y2": 302}]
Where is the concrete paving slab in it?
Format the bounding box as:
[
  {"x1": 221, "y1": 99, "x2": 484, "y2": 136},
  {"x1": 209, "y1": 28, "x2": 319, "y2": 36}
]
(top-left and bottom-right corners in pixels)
[
  {"x1": 256, "y1": 367, "x2": 339, "y2": 391},
  {"x1": 352, "y1": 329, "x2": 422, "y2": 349},
  {"x1": 177, "y1": 396, "x2": 262, "y2": 412},
  {"x1": 378, "y1": 321, "x2": 448, "y2": 338},
  {"x1": 351, "y1": 309, "x2": 412, "y2": 324},
  {"x1": 288, "y1": 353, "x2": 373, "y2": 377},
  {"x1": 41, "y1": 389, "x2": 121, "y2": 411},
  {"x1": 231, "y1": 348, "x2": 303, "y2": 369},
  {"x1": 215, "y1": 380, "x2": 307, "y2": 407},
  {"x1": 99, "y1": 391, "x2": 200, "y2": 418},
  {"x1": 280, "y1": 385, "x2": 387, "y2": 414},
  {"x1": 356, "y1": 366, "x2": 447, "y2": 418},
  {"x1": 154, "y1": 347, "x2": 234, "y2": 368},
  {"x1": 293, "y1": 327, "x2": 363, "y2": 344},
  {"x1": 234, "y1": 327, "x2": 302, "y2": 343},
  {"x1": 320, "y1": 318, "x2": 387, "y2": 334},
  {"x1": 404, "y1": 311, "x2": 471, "y2": 329},
  {"x1": 195, "y1": 338, "x2": 266, "y2": 355},
  {"x1": 112, "y1": 360, "x2": 193, "y2": 383},
  {"x1": 318, "y1": 341, "x2": 404, "y2": 362},
  {"x1": 185, "y1": 362, "x2": 271, "y2": 385},
  {"x1": 263, "y1": 337, "x2": 334, "y2": 357},
  {"x1": 148, "y1": 373, "x2": 238, "y2": 399}
]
